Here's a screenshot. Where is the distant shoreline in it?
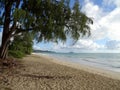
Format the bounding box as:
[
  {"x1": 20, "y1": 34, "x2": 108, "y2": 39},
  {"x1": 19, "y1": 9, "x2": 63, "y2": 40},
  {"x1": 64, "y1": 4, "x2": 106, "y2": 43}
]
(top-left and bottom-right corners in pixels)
[{"x1": 33, "y1": 50, "x2": 120, "y2": 54}]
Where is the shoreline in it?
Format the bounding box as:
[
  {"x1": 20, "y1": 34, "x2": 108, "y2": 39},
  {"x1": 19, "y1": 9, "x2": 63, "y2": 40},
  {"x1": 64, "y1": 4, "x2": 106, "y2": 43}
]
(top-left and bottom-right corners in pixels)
[
  {"x1": 33, "y1": 53, "x2": 120, "y2": 80},
  {"x1": 1, "y1": 54, "x2": 120, "y2": 90}
]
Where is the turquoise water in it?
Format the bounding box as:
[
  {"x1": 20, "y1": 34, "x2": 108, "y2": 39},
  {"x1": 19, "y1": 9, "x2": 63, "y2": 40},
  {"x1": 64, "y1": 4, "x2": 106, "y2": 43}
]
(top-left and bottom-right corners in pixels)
[{"x1": 36, "y1": 52, "x2": 120, "y2": 72}]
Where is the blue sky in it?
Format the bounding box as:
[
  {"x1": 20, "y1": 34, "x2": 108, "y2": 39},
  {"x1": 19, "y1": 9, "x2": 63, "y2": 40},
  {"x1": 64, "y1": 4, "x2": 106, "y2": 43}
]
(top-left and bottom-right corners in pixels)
[
  {"x1": 33, "y1": 0, "x2": 120, "y2": 53},
  {"x1": 0, "y1": 0, "x2": 120, "y2": 53}
]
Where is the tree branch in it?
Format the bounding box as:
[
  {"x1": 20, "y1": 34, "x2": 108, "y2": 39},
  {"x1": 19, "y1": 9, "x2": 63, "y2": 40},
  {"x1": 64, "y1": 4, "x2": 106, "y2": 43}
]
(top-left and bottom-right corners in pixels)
[{"x1": 10, "y1": 27, "x2": 36, "y2": 38}]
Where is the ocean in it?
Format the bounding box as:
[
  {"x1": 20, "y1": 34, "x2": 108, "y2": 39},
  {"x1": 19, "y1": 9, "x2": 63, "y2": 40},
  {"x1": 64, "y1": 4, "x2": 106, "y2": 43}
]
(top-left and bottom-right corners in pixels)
[{"x1": 35, "y1": 51, "x2": 120, "y2": 72}]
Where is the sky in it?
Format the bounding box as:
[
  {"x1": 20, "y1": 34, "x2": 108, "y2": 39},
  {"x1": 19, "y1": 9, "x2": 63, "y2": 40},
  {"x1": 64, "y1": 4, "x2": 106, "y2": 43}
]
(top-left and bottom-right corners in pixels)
[
  {"x1": 33, "y1": 0, "x2": 120, "y2": 53},
  {"x1": 0, "y1": 0, "x2": 120, "y2": 53}
]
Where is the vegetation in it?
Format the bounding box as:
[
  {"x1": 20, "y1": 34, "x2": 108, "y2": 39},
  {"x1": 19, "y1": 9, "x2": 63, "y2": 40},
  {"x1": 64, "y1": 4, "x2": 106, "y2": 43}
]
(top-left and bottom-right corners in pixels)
[
  {"x1": 8, "y1": 32, "x2": 33, "y2": 58},
  {"x1": 0, "y1": 0, "x2": 93, "y2": 60}
]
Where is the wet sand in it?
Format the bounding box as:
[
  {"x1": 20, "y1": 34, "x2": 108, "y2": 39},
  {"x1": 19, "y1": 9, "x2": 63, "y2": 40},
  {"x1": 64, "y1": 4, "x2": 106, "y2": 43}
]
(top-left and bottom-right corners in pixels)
[{"x1": 0, "y1": 54, "x2": 120, "y2": 90}]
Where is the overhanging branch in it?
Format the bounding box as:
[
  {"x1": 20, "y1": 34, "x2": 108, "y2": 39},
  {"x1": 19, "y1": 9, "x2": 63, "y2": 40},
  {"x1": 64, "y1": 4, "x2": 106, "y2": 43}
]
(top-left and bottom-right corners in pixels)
[{"x1": 10, "y1": 26, "x2": 39, "y2": 38}]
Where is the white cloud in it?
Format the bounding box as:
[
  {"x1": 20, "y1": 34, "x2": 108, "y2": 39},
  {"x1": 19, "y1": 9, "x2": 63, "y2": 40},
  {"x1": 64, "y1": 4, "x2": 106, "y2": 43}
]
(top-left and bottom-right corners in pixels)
[
  {"x1": 72, "y1": 39, "x2": 101, "y2": 50},
  {"x1": 52, "y1": 43, "x2": 70, "y2": 53},
  {"x1": 82, "y1": 0, "x2": 104, "y2": 20},
  {"x1": 80, "y1": 0, "x2": 120, "y2": 51},
  {"x1": 51, "y1": 39, "x2": 104, "y2": 53},
  {"x1": 106, "y1": 40, "x2": 120, "y2": 49},
  {"x1": 103, "y1": 0, "x2": 120, "y2": 7},
  {"x1": 82, "y1": 0, "x2": 107, "y2": 40},
  {"x1": 101, "y1": 8, "x2": 120, "y2": 41},
  {"x1": 33, "y1": 45, "x2": 41, "y2": 50}
]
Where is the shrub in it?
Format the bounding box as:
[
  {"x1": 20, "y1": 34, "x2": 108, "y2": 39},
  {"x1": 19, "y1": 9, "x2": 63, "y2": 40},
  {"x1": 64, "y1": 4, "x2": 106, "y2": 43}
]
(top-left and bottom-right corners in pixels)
[{"x1": 8, "y1": 50, "x2": 25, "y2": 58}]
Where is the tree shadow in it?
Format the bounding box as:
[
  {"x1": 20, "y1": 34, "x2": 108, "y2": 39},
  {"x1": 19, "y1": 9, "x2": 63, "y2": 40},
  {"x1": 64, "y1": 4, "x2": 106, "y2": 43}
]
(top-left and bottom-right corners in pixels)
[
  {"x1": 21, "y1": 74, "x2": 72, "y2": 80},
  {"x1": 0, "y1": 87, "x2": 12, "y2": 90}
]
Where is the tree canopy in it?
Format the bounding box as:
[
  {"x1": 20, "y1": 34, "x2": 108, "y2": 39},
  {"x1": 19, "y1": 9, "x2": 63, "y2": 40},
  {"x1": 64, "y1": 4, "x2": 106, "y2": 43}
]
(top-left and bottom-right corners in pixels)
[{"x1": 0, "y1": 0, "x2": 93, "y2": 59}]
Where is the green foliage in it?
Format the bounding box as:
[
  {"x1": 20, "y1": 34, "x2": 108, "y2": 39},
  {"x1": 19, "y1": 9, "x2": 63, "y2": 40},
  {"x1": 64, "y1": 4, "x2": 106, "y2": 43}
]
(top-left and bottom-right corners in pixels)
[
  {"x1": 13, "y1": 8, "x2": 26, "y2": 22},
  {"x1": 0, "y1": 0, "x2": 93, "y2": 59},
  {"x1": 8, "y1": 50, "x2": 25, "y2": 58},
  {"x1": 9, "y1": 32, "x2": 33, "y2": 58},
  {"x1": 0, "y1": 0, "x2": 93, "y2": 43},
  {"x1": 67, "y1": 0, "x2": 93, "y2": 40}
]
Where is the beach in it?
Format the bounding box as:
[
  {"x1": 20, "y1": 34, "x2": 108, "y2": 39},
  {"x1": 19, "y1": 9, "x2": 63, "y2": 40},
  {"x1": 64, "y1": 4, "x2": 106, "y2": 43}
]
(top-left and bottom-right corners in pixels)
[{"x1": 0, "y1": 54, "x2": 120, "y2": 90}]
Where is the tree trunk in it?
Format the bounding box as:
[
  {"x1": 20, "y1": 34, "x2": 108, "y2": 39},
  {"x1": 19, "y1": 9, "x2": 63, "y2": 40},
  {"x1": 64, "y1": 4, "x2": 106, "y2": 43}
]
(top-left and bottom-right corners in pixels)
[
  {"x1": 0, "y1": 1, "x2": 12, "y2": 60},
  {"x1": 0, "y1": 37, "x2": 10, "y2": 60}
]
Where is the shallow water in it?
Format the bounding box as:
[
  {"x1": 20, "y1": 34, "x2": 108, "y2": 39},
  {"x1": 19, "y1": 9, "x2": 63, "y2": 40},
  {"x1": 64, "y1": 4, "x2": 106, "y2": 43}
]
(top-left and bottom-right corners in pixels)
[{"x1": 36, "y1": 52, "x2": 120, "y2": 72}]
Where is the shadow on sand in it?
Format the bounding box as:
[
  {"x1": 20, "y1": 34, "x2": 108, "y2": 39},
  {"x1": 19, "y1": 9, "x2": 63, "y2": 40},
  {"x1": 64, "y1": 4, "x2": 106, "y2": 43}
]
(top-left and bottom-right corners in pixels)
[{"x1": 21, "y1": 74, "x2": 72, "y2": 80}]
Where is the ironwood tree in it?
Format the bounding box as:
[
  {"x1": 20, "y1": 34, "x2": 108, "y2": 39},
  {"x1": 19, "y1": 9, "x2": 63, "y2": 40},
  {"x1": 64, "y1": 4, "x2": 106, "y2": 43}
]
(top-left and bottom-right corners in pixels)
[{"x1": 0, "y1": 0, "x2": 93, "y2": 60}]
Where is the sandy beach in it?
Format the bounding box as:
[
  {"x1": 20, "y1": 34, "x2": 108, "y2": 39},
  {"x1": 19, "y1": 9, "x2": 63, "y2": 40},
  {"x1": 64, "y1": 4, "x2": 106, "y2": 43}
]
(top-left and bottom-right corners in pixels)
[{"x1": 0, "y1": 54, "x2": 120, "y2": 90}]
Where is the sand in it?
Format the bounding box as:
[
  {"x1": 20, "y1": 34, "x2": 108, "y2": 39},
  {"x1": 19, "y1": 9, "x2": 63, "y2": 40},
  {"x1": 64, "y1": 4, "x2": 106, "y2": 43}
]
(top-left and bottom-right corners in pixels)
[{"x1": 0, "y1": 54, "x2": 120, "y2": 90}]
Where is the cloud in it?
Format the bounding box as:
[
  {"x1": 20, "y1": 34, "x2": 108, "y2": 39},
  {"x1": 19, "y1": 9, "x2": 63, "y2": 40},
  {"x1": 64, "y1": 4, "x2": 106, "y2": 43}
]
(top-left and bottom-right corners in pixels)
[
  {"x1": 81, "y1": 0, "x2": 120, "y2": 49},
  {"x1": 51, "y1": 43, "x2": 70, "y2": 52},
  {"x1": 72, "y1": 39, "x2": 101, "y2": 50},
  {"x1": 82, "y1": 0, "x2": 104, "y2": 20},
  {"x1": 51, "y1": 39, "x2": 104, "y2": 53},
  {"x1": 103, "y1": 8, "x2": 120, "y2": 41},
  {"x1": 33, "y1": 45, "x2": 41, "y2": 50},
  {"x1": 82, "y1": 0, "x2": 120, "y2": 40},
  {"x1": 106, "y1": 40, "x2": 120, "y2": 49},
  {"x1": 82, "y1": 0, "x2": 107, "y2": 40},
  {"x1": 103, "y1": 0, "x2": 120, "y2": 7}
]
